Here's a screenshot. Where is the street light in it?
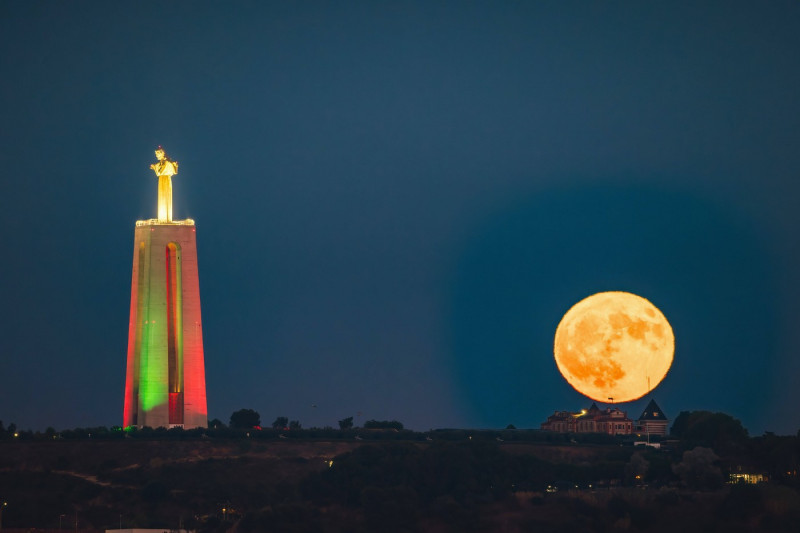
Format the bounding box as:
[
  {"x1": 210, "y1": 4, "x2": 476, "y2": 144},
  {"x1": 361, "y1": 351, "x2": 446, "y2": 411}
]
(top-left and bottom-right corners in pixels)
[
  {"x1": 0, "y1": 501, "x2": 8, "y2": 531},
  {"x1": 59, "y1": 514, "x2": 66, "y2": 530}
]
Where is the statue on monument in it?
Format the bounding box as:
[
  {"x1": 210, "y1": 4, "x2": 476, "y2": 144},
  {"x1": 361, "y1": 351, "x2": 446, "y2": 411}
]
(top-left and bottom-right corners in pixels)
[{"x1": 150, "y1": 146, "x2": 178, "y2": 222}]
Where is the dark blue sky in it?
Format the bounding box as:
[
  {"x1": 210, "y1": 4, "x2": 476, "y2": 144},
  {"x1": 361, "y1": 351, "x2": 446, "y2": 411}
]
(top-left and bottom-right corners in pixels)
[{"x1": 2, "y1": 1, "x2": 799, "y2": 434}]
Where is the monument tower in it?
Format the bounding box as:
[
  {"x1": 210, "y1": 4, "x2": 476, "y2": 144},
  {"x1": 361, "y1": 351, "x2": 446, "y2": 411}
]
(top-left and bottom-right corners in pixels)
[{"x1": 123, "y1": 147, "x2": 208, "y2": 429}]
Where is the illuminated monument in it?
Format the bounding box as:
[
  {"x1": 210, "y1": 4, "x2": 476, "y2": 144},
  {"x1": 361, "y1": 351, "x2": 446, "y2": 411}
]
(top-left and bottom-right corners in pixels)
[{"x1": 123, "y1": 147, "x2": 208, "y2": 429}]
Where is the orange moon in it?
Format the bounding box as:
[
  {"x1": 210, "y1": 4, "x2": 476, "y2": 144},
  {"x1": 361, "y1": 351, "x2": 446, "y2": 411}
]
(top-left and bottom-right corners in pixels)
[{"x1": 554, "y1": 291, "x2": 674, "y2": 403}]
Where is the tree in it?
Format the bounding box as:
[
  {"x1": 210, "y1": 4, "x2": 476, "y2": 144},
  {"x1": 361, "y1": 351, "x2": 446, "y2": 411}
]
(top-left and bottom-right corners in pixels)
[
  {"x1": 272, "y1": 416, "x2": 289, "y2": 430},
  {"x1": 338, "y1": 417, "x2": 354, "y2": 430},
  {"x1": 625, "y1": 452, "x2": 650, "y2": 484},
  {"x1": 363, "y1": 420, "x2": 404, "y2": 430},
  {"x1": 289, "y1": 420, "x2": 302, "y2": 430},
  {"x1": 672, "y1": 446, "x2": 723, "y2": 489},
  {"x1": 230, "y1": 409, "x2": 261, "y2": 429},
  {"x1": 671, "y1": 411, "x2": 748, "y2": 455},
  {"x1": 749, "y1": 432, "x2": 800, "y2": 480},
  {"x1": 208, "y1": 418, "x2": 226, "y2": 429}
]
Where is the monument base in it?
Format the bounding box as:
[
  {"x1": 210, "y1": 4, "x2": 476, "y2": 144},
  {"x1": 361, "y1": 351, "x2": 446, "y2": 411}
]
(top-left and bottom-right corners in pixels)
[{"x1": 123, "y1": 220, "x2": 207, "y2": 429}]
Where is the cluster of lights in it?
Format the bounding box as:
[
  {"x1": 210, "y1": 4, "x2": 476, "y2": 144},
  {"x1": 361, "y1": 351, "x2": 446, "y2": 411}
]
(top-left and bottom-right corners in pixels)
[
  {"x1": 136, "y1": 218, "x2": 195, "y2": 227},
  {"x1": 729, "y1": 473, "x2": 766, "y2": 484}
]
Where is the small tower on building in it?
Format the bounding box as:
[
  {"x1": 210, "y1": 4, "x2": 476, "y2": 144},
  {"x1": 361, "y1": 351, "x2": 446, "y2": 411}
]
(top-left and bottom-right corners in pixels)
[{"x1": 637, "y1": 399, "x2": 668, "y2": 437}]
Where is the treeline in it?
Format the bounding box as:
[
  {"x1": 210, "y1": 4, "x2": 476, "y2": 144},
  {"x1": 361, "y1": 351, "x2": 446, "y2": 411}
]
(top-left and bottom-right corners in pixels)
[
  {"x1": 0, "y1": 424, "x2": 621, "y2": 444},
  {"x1": 0, "y1": 405, "x2": 625, "y2": 443},
  {"x1": 225, "y1": 408, "x2": 406, "y2": 432}
]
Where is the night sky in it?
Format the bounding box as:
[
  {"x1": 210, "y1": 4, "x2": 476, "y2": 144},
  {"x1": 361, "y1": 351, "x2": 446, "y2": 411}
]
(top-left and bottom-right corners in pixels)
[{"x1": 2, "y1": 2, "x2": 800, "y2": 435}]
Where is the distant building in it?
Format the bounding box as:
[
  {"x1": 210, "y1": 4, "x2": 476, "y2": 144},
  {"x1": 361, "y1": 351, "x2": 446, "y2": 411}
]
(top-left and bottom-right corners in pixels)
[
  {"x1": 541, "y1": 403, "x2": 634, "y2": 435},
  {"x1": 729, "y1": 472, "x2": 767, "y2": 484},
  {"x1": 635, "y1": 399, "x2": 669, "y2": 437}
]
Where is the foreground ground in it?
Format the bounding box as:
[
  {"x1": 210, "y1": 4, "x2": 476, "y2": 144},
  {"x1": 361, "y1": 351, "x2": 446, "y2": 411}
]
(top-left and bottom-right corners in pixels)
[{"x1": 1, "y1": 430, "x2": 800, "y2": 532}]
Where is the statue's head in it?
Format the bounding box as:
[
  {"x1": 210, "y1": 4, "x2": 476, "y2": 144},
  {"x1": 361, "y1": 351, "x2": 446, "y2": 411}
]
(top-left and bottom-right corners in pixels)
[{"x1": 155, "y1": 146, "x2": 166, "y2": 160}]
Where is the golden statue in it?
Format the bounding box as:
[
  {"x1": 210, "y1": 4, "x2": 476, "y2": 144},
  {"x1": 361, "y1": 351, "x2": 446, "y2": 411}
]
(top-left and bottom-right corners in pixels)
[{"x1": 150, "y1": 146, "x2": 178, "y2": 222}]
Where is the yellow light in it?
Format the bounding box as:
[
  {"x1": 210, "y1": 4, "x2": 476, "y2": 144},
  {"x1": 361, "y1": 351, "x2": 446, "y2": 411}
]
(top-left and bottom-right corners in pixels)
[
  {"x1": 136, "y1": 218, "x2": 195, "y2": 227},
  {"x1": 150, "y1": 148, "x2": 179, "y2": 222}
]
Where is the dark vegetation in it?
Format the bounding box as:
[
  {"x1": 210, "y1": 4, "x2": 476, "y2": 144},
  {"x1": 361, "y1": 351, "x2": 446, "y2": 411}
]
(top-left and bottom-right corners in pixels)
[
  {"x1": 229, "y1": 409, "x2": 260, "y2": 429},
  {"x1": 1, "y1": 412, "x2": 800, "y2": 532}
]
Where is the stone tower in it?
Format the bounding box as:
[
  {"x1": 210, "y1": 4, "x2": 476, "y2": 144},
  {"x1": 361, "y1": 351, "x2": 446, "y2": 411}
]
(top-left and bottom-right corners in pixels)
[{"x1": 123, "y1": 148, "x2": 207, "y2": 429}]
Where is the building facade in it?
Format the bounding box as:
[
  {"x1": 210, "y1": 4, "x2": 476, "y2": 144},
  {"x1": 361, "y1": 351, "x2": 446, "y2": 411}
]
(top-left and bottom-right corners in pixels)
[
  {"x1": 635, "y1": 399, "x2": 669, "y2": 437},
  {"x1": 541, "y1": 403, "x2": 634, "y2": 435}
]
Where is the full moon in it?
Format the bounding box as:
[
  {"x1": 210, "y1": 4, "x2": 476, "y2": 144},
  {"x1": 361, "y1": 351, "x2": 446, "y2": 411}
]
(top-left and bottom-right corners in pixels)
[{"x1": 554, "y1": 291, "x2": 674, "y2": 403}]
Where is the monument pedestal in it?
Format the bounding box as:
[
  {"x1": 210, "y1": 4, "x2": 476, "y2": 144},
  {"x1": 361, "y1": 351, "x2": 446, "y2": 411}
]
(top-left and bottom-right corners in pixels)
[{"x1": 123, "y1": 219, "x2": 207, "y2": 429}]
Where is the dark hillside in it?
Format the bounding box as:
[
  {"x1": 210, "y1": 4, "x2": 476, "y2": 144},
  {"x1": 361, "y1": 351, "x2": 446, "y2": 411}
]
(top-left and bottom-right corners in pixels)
[
  {"x1": 0, "y1": 439, "x2": 352, "y2": 530},
  {"x1": 2, "y1": 430, "x2": 800, "y2": 532}
]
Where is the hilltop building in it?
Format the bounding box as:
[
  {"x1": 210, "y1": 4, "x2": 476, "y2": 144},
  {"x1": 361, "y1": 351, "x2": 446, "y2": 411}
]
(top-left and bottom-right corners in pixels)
[
  {"x1": 541, "y1": 403, "x2": 634, "y2": 435},
  {"x1": 123, "y1": 147, "x2": 208, "y2": 429},
  {"x1": 635, "y1": 399, "x2": 669, "y2": 437}
]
